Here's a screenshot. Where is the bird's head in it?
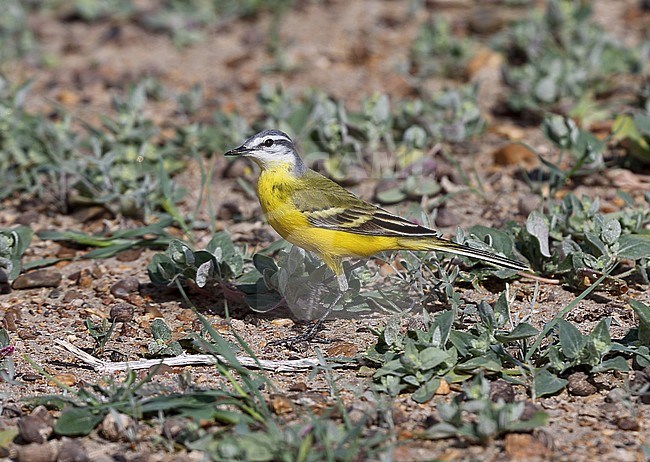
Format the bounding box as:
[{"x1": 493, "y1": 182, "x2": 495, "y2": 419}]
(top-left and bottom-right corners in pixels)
[{"x1": 225, "y1": 129, "x2": 304, "y2": 172}]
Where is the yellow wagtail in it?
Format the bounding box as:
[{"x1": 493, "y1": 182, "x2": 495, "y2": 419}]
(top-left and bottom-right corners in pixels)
[{"x1": 225, "y1": 129, "x2": 528, "y2": 296}]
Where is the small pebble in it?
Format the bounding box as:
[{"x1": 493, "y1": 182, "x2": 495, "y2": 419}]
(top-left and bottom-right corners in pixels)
[
  {"x1": 57, "y1": 437, "x2": 89, "y2": 462},
  {"x1": 109, "y1": 303, "x2": 135, "y2": 323},
  {"x1": 18, "y1": 414, "x2": 53, "y2": 444},
  {"x1": 489, "y1": 379, "x2": 515, "y2": 403},
  {"x1": 110, "y1": 277, "x2": 139, "y2": 299},
  {"x1": 15, "y1": 442, "x2": 55, "y2": 462},
  {"x1": 99, "y1": 412, "x2": 134, "y2": 442},
  {"x1": 12, "y1": 270, "x2": 62, "y2": 290},
  {"x1": 605, "y1": 387, "x2": 627, "y2": 403},
  {"x1": 616, "y1": 416, "x2": 640, "y2": 431},
  {"x1": 567, "y1": 372, "x2": 597, "y2": 396}
]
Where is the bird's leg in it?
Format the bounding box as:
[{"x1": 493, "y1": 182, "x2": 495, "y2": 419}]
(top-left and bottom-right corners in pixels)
[
  {"x1": 267, "y1": 290, "x2": 343, "y2": 347},
  {"x1": 267, "y1": 265, "x2": 348, "y2": 348}
]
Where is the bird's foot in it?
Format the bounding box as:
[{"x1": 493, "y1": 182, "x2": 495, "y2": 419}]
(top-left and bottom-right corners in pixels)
[{"x1": 266, "y1": 318, "x2": 332, "y2": 348}]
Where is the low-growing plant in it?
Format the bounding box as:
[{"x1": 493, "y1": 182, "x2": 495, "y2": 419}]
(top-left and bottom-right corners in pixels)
[
  {"x1": 38, "y1": 217, "x2": 176, "y2": 260},
  {"x1": 0, "y1": 329, "x2": 16, "y2": 385},
  {"x1": 513, "y1": 192, "x2": 650, "y2": 281},
  {"x1": 0, "y1": 78, "x2": 189, "y2": 218},
  {"x1": 367, "y1": 293, "x2": 539, "y2": 402},
  {"x1": 613, "y1": 105, "x2": 650, "y2": 165},
  {"x1": 84, "y1": 318, "x2": 116, "y2": 356},
  {"x1": 147, "y1": 318, "x2": 183, "y2": 357},
  {"x1": 0, "y1": 0, "x2": 36, "y2": 64},
  {"x1": 409, "y1": 17, "x2": 473, "y2": 79},
  {"x1": 425, "y1": 374, "x2": 548, "y2": 443},
  {"x1": 0, "y1": 225, "x2": 32, "y2": 281},
  {"x1": 243, "y1": 84, "x2": 484, "y2": 184},
  {"x1": 493, "y1": 0, "x2": 648, "y2": 114},
  {"x1": 148, "y1": 222, "x2": 525, "y2": 322}
]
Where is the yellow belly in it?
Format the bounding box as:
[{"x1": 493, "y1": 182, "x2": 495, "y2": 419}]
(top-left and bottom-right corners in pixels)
[{"x1": 256, "y1": 166, "x2": 400, "y2": 259}]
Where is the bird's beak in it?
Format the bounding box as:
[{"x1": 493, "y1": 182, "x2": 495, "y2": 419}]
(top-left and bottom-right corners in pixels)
[{"x1": 224, "y1": 145, "x2": 250, "y2": 157}]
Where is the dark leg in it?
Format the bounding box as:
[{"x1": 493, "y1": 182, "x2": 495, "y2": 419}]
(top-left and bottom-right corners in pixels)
[{"x1": 267, "y1": 285, "x2": 345, "y2": 348}]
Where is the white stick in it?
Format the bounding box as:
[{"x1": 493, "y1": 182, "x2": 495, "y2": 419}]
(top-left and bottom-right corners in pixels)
[{"x1": 53, "y1": 339, "x2": 345, "y2": 373}]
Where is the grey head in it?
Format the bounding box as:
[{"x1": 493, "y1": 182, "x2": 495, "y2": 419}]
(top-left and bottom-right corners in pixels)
[{"x1": 225, "y1": 129, "x2": 305, "y2": 173}]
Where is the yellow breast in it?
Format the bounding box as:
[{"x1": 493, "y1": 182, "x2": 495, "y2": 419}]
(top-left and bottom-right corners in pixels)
[
  {"x1": 256, "y1": 164, "x2": 309, "y2": 241},
  {"x1": 256, "y1": 163, "x2": 401, "y2": 260}
]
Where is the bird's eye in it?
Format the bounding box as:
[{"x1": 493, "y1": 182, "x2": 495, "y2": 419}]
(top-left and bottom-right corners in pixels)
[{"x1": 263, "y1": 139, "x2": 274, "y2": 147}]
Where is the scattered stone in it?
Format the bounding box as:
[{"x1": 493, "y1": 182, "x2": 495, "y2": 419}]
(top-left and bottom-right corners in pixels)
[
  {"x1": 492, "y1": 143, "x2": 538, "y2": 168},
  {"x1": 324, "y1": 341, "x2": 357, "y2": 357},
  {"x1": 175, "y1": 309, "x2": 194, "y2": 322},
  {"x1": 3, "y1": 309, "x2": 17, "y2": 331},
  {"x1": 288, "y1": 381, "x2": 308, "y2": 392},
  {"x1": 57, "y1": 437, "x2": 89, "y2": 462},
  {"x1": 71, "y1": 206, "x2": 109, "y2": 223},
  {"x1": 605, "y1": 387, "x2": 627, "y2": 403},
  {"x1": 162, "y1": 418, "x2": 185, "y2": 441},
  {"x1": 616, "y1": 416, "x2": 640, "y2": 431},
  {"x1": 520, "y1": 401, "x2": 542, "y2": 421},
  {"x1": 55, "y1": 245, "x2": 77, "y2": 259},
  {"x1": 62, "y1": 290, "x2": 83, "y2": 303},
  {"x1": 109, "y1": 303, "x2": 135, "y2": 323},
  {"x1": 518, "y1": 194, "x2": 541, "y2": 217},
  {"x1": 49, "y1": 374, "x2": 76, "y2": 387},
  {"x1": 435, "y1": 379, "x2": 451, "y2": 396},
  {"x1": 467, "y1": 8, "x2": 505, "y2": 34},
  {"x1": 68, "y1": 269, "x2": 93, "y2": 289},
  {"x1": 13, "y1": 210, "x2": 40, "y2": 226},
  {"x1": 504, "y1": 433, "x2": 550, "y2": 459},
  {"x1": 48, "y1": 289, "x2": 62, "y2": 299},
  {"x1": 216, "y1": 202, "x2": 243, "y2": 221},
  {"x1": 116, "y1": 247, "x2": 144, "y2": 262},
  {"x1": 435, "y1": 207, "x2": 461, "y2": 228},
  {"x1": 0, "y1": 268, "x2": 10, "y2": 294},
  {"x1": 567, "y1": 372, "x2": 597, "y2": 396},
  {"x1": 15, "y1": 442, "x2": 56, "y2": 462},
  {"x1": 270, "y1": 318, "x2": 294, "y2": 328},
  {"x1": 489, "y1": 379, "x2": 515, "y2": 403},
  {"x1": 143, "y1": 304, "x2": 163, "y2": 318},
  {"x1": 347, "y1": 401, "x2": 377, "y2": 425},
  {"x1": 630, "y1": 370, "x2": 650, "y2": 404},
  {"x1": 270, "y1": 395, "x2": 294, "y2": 415},
  {"x1": 110, "y1": 277, "x2": 139, "y2": 299},
  {"x1": 466, "y1": 47, "x2": 502, "y2": 79},
  {"x1": 18, "y1": 414, "x2": 53, "y2": 444},
  {"x1": 99, "y1": 412, "x2": 134, "y2": 442},
  {"x1": 12, "y1": 270, "x2": 62, "y2": 290},
  {"x1": 148, "y1": 364, "x2": 174, "y2": 376},
  {"x1": 18, "y1": 329, "x2": 39, "y2": 340}
]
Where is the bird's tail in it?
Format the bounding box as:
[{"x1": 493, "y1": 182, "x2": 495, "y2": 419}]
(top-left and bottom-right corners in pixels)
[{"x1": 398, "y1": 237, "x2": 529, "y2": 272}]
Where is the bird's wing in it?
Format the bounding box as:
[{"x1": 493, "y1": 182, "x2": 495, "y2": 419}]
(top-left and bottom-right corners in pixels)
[{"x1": 292, "y1": 171, "x2": 438, "y2": 237}]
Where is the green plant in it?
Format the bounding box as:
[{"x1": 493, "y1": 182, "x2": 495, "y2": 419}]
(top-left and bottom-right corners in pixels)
[
  {"x1": 38, "y1": 217, "x2": 176, "y2": 260},
  {"x1": 613, "y1": 107, "x2": 650, "y2": 165},
  {"x1": 513, "y1": 192, "x2": 650, "y2": 281},
  {"x1": 84, "y1": 318, "x2": 116, "y2": 356},
  {"x1": 0, "y1": 78, "x2": 189, "y2": 218},
  {"x1": 367, "y1": 294, "x2": 539, "y2": 403},
  {"x1": 147, "y1": 318, "x2": 183, "y2": 357},
  {"x1": 248, "y1": 84, "x2": 484, "y2": 184},
  {"x1": 0, "y1": 0, "x2": 36, "y2": 65},
  {"x1": 494, "y1": 0, "x2": 648, "y2": 114},
  {"x1": 0, "y1": 225, "x2": 32, "y2": 281},
  {"x1": 409, "y1": 17, "x2": 473, "y2": 79},
  {"x1": 426, "y1": 374, "x2": 548, "y2": 443},
  {"x1": 0, "y1": 329, "x2": 16, "y2": 385},
  {"x1": 540, "y1": 113, "x2": 606, "y2": 187}
]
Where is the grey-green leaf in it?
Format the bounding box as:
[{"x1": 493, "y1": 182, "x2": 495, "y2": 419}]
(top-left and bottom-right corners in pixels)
[
  {"x1": 534, "y1": 369, "x2": 568, "y2": 397},
  {"x1": 526, "y1": 211, "x2": 551, "y2": 257}
]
